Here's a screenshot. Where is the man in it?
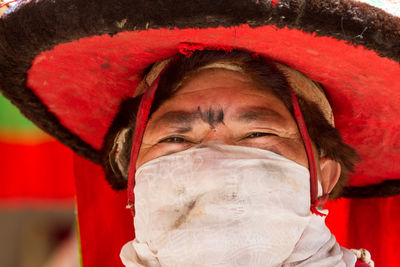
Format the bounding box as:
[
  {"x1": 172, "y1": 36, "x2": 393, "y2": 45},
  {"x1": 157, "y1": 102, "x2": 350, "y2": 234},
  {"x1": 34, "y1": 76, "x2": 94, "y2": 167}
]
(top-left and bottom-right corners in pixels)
[
  {"x1": 1, "y1": 0, "x2": 398, "y2": 266},
  {"x1": 102, "y1": 49, "x2": 366, "y2": 266}
]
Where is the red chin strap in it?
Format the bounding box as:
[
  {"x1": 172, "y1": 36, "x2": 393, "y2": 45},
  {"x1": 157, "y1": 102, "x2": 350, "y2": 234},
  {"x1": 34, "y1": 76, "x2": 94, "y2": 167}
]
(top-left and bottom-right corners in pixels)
[
  {"x1": 290, "y1": 91, "x2": 327, "y2": 216},
  {"x1": 127, "y1": 43, "x2": 326, "y2": 216},
  {"x1": 126, "y1": 74, "x2": 161, "y2": 212}
]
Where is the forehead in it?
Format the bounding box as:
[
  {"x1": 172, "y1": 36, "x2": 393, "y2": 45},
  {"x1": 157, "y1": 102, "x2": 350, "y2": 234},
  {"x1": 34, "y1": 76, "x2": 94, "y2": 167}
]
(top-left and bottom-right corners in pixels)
[{"x1": 153, "y1": 68, "x2": 292, "y2": 118}]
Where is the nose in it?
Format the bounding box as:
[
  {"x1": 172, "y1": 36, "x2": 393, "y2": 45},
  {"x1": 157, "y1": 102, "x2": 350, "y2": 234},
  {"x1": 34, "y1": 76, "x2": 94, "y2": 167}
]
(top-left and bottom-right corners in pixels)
[{"x1": 202, "y1": 124, "x2": 234, "y2": 145}]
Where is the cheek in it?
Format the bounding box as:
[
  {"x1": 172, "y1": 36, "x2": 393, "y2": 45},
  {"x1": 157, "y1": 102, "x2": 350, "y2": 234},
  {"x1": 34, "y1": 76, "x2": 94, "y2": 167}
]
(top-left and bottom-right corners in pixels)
[
  {"x1": 136, "y1": 145, "x2": 168, "y2": 169},
  {"x1": 136, "y1": 143, "x2": 194, "y2": 169},
  {"x1": 246, "y1": 137, "x2": 308, "y2": 168},
  {"x1": 136, "y1": 146, "x2": 155, "y2": 169},
  {"x1": 281, "y1": 138, "x2": 308, "y2": 168}
]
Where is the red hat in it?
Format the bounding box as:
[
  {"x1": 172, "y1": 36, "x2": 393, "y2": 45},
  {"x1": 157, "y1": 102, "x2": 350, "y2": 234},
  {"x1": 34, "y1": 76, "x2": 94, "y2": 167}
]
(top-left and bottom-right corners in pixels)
[{"x1": 1, "y1": 0, "x2": 399, "y2": 197}]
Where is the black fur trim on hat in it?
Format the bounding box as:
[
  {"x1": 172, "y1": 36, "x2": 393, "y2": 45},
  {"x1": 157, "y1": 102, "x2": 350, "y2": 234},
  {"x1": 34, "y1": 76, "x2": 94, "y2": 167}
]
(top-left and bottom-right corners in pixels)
[
  {"x1": 342, "y1": 180, "x2": 400, "y2": 198},
  {"x1": 0, "y1": 0, "x2": 399, "y2": 195}
]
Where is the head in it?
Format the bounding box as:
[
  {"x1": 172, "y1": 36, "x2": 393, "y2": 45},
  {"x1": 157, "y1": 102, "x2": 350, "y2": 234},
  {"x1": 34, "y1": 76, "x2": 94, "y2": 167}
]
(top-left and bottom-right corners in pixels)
[{"x1": 101, "y1": 49, "x2": 358, "y2": 199}]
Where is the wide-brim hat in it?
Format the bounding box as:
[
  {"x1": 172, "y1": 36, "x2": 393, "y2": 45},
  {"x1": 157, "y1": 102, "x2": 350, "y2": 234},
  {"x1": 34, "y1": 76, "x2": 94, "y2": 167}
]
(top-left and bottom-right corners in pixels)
[{"x1": 1, "y1": 0, "x2": 400, "y2": 198}]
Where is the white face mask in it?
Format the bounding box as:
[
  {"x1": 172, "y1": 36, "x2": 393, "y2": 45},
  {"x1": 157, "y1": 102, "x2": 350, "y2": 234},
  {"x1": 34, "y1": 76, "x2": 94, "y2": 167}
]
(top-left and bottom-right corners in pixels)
[{"x1": 121, "y1": 144, "x2": 355, "y2": 267}]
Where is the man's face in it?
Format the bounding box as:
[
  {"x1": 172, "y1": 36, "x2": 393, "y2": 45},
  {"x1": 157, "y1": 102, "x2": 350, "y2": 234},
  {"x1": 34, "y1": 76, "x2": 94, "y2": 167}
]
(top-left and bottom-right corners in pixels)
[{"x1": 137, "y1": 68, "x2": 308, "y2": 169}]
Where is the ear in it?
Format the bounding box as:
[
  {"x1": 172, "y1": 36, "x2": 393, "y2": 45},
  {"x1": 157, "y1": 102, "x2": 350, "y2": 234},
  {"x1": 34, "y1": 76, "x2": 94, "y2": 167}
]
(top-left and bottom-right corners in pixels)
[{"x1": 319, "y1": 157, "x2": 341, "y2": 195}]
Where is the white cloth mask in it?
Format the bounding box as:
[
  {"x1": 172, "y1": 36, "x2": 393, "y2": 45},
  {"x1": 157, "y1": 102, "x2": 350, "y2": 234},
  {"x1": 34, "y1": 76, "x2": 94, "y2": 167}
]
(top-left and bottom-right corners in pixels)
[{"x1": 121, "y1": 144, "x2": 356, "y2": 267}]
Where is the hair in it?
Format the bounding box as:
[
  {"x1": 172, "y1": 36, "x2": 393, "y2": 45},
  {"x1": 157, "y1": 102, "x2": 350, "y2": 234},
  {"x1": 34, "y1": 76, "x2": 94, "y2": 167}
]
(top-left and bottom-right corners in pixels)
[{"x1": 101, "y1": 50, "x2": 359, "y2": 199}]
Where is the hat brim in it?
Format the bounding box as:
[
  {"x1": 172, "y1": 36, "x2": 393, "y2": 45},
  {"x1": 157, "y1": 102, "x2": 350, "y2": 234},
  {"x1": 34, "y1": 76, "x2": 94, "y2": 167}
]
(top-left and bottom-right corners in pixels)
[{"x1": 1, "y1": 0, "x2": 400, "y2": 196}]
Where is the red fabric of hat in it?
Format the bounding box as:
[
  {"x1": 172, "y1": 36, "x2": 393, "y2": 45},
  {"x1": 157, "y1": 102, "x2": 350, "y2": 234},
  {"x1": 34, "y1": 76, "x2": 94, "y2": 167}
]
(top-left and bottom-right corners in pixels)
[{"x1": 27, "y1": 25, "x2": 400, "y2": 189}]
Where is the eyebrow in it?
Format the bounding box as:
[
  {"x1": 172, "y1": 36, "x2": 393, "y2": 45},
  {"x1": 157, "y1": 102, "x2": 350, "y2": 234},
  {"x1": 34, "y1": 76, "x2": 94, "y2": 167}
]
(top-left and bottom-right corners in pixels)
[{"x1": 148, "y1": 110, "x2": 200, "y2": 132}]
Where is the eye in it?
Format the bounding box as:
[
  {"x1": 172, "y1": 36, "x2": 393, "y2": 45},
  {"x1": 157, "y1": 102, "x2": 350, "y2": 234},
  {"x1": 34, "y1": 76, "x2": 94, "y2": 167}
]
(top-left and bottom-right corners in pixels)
[
  {"x1": 245, "y1": 132, "x2": 277, "y2": 139},
  {"x1": 159, "y1": 136, "x2": 188, "y2": 143}
]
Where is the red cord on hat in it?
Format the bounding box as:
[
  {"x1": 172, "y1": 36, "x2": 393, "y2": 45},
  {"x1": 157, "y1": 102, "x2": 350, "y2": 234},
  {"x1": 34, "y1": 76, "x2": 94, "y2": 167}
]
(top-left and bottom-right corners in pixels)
[
  {"x1": 271, "y1": 0, "x2": 279, "y2": 8},
  {"x1": 0, "y1": 0, "x2": 20, "y2": 9},
  {"x1": 179, "y1": 42, "x2": 233, "y2": 57}
]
